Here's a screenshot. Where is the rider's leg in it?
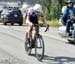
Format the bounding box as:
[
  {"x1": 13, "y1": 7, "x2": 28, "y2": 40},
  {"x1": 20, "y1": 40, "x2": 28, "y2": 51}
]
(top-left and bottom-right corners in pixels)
[
  {"x1": 66, "y1": 20, "x2": 71, "y2": 36},
  {"x1": 35, "y1": 25, "x2": 39, "y2": 35},
  {"x1": 28, "y1": 22, "x2": 33, "y2": 39}
]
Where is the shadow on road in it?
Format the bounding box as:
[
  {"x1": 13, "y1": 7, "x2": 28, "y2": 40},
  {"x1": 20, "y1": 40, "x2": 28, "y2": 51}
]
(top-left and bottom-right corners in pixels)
[
  {"x1": 42, "y1": 55, "x2": 75, "y2": 64},
  {"x1": 66, "y1": 41, "x2": 75, "y2": 46},
  {"x1": 26, "y1": 53, "x2": 75, "y2": 64},
  {"x1": 29, "y1": 54, "x2": 35, "y2": 56}
]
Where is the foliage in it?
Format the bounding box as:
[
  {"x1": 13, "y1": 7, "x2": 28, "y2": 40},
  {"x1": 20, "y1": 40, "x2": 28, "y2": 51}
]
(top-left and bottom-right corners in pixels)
[{"x1": 35, "y1": 0, "x2": 75, "y2": 20}]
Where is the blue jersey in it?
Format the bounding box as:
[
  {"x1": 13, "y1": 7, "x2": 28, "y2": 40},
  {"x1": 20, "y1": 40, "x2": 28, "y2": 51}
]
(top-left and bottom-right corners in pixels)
[
  {"x1": 63, "y1": 7, "x2": 75, "y2": 20},
  {"x1": 29, "y1": 12, "x2": 38, "y2": 24}
]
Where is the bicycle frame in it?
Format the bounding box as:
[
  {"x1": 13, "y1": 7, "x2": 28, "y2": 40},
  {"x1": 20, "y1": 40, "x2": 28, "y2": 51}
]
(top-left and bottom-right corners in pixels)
[
  {"x1": 31, "y1": 24, "x2": 39, "y2": 40},
  {"x1": 32, "y1": 24, "x2": 49, "y2": 38}
]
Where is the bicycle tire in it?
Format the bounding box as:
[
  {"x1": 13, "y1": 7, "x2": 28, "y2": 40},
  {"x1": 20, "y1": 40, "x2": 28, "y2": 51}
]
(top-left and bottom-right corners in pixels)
[
  {"x1": 35, "y1": 34, "x2": 44, "y2": 61},
  {"x1": 25, "y1": 33, "x2": 32, "y2": 55}
]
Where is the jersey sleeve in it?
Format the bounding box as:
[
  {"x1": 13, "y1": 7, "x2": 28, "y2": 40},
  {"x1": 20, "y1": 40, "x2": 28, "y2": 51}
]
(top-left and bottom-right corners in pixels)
[
  {"x1": 63, "y1": 9, "x2": 68, "y2": 16},
  {"x1": 27, "y1": 7, "x2": 34, "y2": 16}
]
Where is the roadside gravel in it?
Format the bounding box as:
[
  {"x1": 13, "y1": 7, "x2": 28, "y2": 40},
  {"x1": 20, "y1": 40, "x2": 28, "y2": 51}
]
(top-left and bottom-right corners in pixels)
[{"x1": 0, "y1": 48, "x2": 28, "y2": 64}]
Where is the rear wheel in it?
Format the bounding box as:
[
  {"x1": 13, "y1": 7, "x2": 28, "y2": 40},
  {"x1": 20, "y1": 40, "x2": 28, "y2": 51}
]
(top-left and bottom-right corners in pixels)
[
  {"x1": 19, "y1": 22, "x2": 23, "y2": 26},
  {"x1": 35, "y1": 34, "x2": 44, "y2": 61},
  {"x1": 11, "y1": 23, "x2": 14, "y2": 25},
  {"x1": 3, "y1": 18, "x2": 8, "y2": 25},
  {"x1": 19, "y1": 18, "x2": 23, "y2": 26},
  {"x1": 4, "y1": 22, "x2": 7, "y2": 25}
]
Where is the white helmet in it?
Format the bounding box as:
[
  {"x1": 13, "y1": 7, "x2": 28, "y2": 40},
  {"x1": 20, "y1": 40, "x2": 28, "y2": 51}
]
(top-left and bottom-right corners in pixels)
[
  {"x1": 33, "y1": 4, "x2": 43, "y2": 12},
  {"x1": 27, "y1": 7, "x2": 34, "y2": 15}
]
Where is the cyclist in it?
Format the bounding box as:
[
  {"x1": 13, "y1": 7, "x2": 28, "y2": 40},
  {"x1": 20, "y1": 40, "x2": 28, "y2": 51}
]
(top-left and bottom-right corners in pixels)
[
  {"x1": 62, "y1": 0, "x2": 75, "y2": 36},
  {"x1": 25, "y1": 4, "x2": 48, "y2": 47}
]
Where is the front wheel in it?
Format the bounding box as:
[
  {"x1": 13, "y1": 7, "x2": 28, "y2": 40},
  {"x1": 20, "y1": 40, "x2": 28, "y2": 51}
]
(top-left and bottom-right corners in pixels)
[
  {"x1": 4, "y1": 22, "x2": 7, "y2": 25},
  {"x1": 25, "y1": 33, "x2": 32, "y2": 55},
  {"x1": 35, "y1": 35, "x2": 44, "y2": 61},
  {"x1": 11, "y1": 23, "x2": 14, "y2": 25},
  {"x1": 19, "y1": 22, "x2": 23, "y2": 26}
]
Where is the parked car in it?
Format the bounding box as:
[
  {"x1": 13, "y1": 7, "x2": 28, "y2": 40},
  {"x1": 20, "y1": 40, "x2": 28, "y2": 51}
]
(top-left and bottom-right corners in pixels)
[{"x1": 1, "y1": 7, "x2": 23, "y2": 25}]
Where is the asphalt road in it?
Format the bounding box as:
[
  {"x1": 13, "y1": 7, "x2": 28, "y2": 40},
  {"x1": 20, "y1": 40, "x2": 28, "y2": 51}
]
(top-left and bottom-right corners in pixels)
[{"x1": 0, "y1": 24, "x2": 75, "y2": 64}]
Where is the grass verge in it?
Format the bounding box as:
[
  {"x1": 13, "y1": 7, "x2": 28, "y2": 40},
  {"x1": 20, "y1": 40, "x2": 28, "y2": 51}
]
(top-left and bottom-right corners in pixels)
[
  {"x1": 23, "y1": 19, "x2": 62, "y2": 27},
  {"x1": 46, "y1": 20, "x2": 61, "y2": 27}
]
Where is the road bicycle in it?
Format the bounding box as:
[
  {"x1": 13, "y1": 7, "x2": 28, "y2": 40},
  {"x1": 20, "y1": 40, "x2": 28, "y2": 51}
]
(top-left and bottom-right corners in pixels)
[{"x1": 25, "y1": 24, "x2": 49, "y2": 61}]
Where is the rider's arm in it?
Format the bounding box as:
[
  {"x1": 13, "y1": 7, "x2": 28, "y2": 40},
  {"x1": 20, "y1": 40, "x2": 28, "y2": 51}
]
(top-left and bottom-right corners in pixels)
[
  {"x1": 40, "y1": 13, "x2": 46, "y2": 24},
  {"x1": 40, "y1": 12, "x2": 49, "y2": 32},
  {"x1": 63, "y1": 9, "x2": 68, "y2": 17}
]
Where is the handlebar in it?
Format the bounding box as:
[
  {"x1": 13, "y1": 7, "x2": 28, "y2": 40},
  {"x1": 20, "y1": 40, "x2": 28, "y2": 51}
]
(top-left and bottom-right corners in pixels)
[
  {"x1": 33, "y1": 24, "x2": 49, "y2": 32},
  {"x1": 38, "y1": 23, "x2": 49, "y2": 32}
]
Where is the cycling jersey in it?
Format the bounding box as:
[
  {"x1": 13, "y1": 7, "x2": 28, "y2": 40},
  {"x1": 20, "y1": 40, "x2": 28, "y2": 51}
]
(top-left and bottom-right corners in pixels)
[
  {"x1": 63, "y1": 7, "x2": 75, "y2": 20},
  {"x1": 29, "y1": 12, "x2": 38, "y2": 24},
  {"x1": 27, "y1": 7, "x2": 38, "y2": 24}
]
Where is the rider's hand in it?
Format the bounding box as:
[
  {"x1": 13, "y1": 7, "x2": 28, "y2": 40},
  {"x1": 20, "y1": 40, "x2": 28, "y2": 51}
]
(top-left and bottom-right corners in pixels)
[{"x1": 44, "y1": 24, "x2": 49, "y2": 32}]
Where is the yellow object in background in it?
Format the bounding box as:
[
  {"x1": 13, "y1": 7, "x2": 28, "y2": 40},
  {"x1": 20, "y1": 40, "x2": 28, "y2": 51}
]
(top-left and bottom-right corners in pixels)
[{"x1": 62, "y1": 6, "x2": 67, "y2": 14}]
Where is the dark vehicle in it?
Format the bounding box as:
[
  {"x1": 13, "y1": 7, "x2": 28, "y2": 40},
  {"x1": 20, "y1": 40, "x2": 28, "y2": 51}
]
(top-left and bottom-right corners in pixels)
[{"x1": 1, "y1": 7, "x2": 23, "y2": 25}]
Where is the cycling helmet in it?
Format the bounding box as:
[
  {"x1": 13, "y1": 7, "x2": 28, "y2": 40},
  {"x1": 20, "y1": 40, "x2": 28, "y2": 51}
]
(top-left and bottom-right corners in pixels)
[
  {"x1": 66, "y1": 0, "x2": 74, "y2": 4},
  {"x1": 27, "y1": 7, "x2": 34, "y2": 15},
  {"x1": 33, "y1": 4, "x2": 43, "y2": 12}
]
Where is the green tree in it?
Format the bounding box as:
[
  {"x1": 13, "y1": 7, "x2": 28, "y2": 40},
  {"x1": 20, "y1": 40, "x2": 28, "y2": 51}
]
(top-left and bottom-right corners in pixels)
[
  {"x1": 42, "y1": 0, "x2": 61, "y2": 20},
  {"x1": 41, "y1": 0, "x2": 51, "y2": 20},
  {"x1": 50, "y1": 0, "x2": 61, "y2": 19},
  {"x1": 35, "y1": 0, "x2": 75, "y2": 20}
]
